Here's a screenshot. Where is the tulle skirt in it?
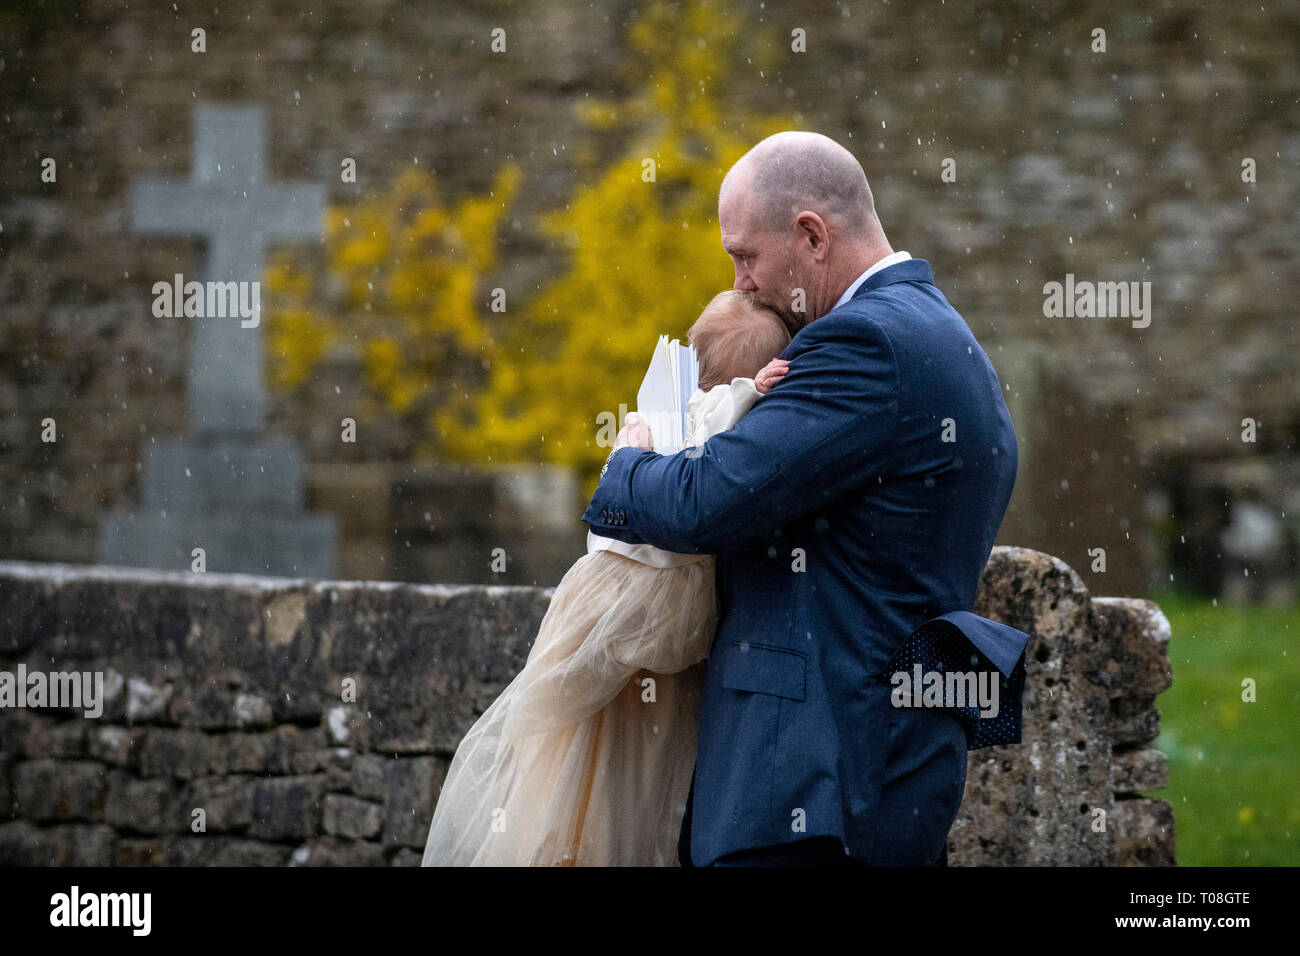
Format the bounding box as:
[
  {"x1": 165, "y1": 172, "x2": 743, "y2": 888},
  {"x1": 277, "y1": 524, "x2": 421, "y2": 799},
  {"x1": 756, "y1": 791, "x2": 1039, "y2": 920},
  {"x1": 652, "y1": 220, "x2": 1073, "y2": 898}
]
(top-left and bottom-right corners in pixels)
[{"x1": 421, "y1": 548, "x2": 719, "y2": 866}]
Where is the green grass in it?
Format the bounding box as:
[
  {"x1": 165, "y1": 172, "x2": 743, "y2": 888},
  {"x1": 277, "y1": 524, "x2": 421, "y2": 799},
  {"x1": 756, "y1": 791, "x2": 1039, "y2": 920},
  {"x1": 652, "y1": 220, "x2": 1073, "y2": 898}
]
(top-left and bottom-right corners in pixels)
[{"x1": 1149, "y1": 590, "x2": 1300, "y2": 865}]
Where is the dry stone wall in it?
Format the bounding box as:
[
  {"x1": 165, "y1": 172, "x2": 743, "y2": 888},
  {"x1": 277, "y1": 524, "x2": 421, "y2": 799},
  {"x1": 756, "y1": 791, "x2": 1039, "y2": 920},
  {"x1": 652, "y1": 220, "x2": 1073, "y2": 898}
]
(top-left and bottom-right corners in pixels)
[{"x1": 0, "y1": 546, "x2": 1174, "y2": 865}]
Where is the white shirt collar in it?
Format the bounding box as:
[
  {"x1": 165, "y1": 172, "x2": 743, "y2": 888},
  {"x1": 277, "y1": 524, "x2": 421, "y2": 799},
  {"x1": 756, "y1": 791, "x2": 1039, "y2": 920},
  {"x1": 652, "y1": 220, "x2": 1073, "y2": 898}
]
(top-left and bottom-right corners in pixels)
[{"x1": 832, "y1": 250, "x2": 912, "y2": 311}]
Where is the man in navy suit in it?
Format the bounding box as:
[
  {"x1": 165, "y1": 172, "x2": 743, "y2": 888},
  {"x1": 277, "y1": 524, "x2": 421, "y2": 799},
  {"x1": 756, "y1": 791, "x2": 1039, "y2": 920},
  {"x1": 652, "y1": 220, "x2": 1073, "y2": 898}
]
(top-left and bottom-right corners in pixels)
[{"x1": 582, "y1": 131, "x2": 1020, "y2": 866}]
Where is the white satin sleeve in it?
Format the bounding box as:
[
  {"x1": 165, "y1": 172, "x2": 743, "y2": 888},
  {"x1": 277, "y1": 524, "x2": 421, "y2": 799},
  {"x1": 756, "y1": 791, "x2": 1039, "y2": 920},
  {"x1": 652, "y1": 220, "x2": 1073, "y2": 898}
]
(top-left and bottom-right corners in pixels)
[
  {"x1": 683, "y1": 377, "x2": 761, "y2": 446},
  {"x1": 585, "y1": 377, "x2": 762, "y2": 567}
]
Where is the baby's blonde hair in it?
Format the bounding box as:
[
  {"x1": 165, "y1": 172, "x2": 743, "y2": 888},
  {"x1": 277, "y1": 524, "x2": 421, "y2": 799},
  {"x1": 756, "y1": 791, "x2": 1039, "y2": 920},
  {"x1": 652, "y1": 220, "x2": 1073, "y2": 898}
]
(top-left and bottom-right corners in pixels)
[{"x1": 688, "y1": 290, "x2": 791, "y2": 391}]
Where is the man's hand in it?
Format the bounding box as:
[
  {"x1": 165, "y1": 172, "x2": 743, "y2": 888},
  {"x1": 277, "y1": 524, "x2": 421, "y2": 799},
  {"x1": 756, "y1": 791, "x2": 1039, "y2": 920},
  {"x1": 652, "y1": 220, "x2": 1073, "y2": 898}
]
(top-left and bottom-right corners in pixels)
[
  {"x1": 754, "y1": 357, "x2": 790, "y2": 394},
  {"x1": 613, "y1": 412, "x2": 655, "y2": 451}
]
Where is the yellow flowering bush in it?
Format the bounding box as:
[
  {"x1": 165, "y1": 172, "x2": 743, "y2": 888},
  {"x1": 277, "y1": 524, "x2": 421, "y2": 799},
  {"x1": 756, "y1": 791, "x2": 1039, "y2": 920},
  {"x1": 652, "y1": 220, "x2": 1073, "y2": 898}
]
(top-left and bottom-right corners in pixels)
[
  {"x1": 440, "y1": 0, "x2": 796, "y2": 498},
  {"x1": 267, "y1": 0, "x2": 796, "y2": 494},
  {"x1": 266, "y1": 164, "x2": 521, "y2": 452}
]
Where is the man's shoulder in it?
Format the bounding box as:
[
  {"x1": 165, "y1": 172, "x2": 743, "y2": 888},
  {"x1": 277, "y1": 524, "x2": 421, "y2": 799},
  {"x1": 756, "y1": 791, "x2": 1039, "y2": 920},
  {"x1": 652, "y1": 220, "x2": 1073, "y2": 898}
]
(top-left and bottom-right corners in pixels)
[
  {"x1": 833, "y1": 277, "x2": 933, "y2": 321},
  {"x1": 821, "y1": 270, "x2": 964, "y2": 341},
  {"x1": 789, "y1": 300, "x2": 898, "y2": 355}
]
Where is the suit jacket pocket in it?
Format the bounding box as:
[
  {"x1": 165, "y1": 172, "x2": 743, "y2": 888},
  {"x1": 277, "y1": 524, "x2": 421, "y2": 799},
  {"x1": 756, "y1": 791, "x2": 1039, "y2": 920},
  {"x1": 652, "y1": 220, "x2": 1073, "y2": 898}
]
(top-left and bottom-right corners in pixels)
[{"x1": 720, "y1": 642, "x2": 807, "y2": 701}]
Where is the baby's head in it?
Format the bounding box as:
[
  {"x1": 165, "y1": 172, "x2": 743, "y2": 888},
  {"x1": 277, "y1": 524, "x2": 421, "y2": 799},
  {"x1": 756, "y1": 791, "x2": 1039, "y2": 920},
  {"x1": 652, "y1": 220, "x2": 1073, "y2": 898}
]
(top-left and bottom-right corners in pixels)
[{"x1": 688, "y1": 290, "x2": 792, "y2": 391}]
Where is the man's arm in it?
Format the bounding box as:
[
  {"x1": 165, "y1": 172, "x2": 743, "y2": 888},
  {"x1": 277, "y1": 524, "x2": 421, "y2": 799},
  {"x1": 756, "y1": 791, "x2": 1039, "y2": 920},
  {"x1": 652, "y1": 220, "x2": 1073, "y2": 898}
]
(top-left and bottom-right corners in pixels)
[{"x1": 580, "y1": 310, "x2": 900, "y2": 553}]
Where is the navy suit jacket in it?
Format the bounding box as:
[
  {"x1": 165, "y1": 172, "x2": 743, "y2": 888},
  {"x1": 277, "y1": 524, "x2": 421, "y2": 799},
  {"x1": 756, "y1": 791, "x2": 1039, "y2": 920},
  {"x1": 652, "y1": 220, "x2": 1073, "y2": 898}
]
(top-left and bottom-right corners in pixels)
[{"x1": 581, "y1": 258, "x2": 1020, "y2": 865}]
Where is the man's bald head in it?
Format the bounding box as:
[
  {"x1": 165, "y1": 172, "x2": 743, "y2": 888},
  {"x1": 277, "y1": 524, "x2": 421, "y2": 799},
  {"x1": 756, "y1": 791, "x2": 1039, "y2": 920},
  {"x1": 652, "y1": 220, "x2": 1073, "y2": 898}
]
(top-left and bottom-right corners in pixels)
[
  {"x1": 718, "y1": 131, "x2": 893, "y2": 333},
  {"x1": 722, "y1": 131, "x2": 877, "y2": 236}
]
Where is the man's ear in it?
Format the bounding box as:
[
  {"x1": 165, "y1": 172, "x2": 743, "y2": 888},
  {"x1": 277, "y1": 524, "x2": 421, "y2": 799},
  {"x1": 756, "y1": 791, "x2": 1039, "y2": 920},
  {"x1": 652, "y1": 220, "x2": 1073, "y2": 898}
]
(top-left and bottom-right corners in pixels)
[{"x1": 795, "y1": 211, "x2": 830, "y2": 261}]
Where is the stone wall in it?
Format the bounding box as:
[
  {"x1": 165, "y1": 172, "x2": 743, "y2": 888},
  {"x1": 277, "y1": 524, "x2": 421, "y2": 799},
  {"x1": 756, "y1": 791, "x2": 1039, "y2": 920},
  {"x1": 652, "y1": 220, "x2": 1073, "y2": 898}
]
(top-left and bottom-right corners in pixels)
[
  {"x1": 963, "y1": 548, "x2": 1174, "y2": 865},
  {"x1": 0, "y1": 546, "x2": 1173, "y2": 866}
]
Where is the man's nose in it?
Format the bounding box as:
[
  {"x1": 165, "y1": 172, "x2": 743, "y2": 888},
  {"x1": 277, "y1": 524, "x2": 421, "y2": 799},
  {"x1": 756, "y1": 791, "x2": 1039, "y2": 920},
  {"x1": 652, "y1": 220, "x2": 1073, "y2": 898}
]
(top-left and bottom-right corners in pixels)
[{"x1": 733, "y1": 269, "x2": 757, "y2": 292}]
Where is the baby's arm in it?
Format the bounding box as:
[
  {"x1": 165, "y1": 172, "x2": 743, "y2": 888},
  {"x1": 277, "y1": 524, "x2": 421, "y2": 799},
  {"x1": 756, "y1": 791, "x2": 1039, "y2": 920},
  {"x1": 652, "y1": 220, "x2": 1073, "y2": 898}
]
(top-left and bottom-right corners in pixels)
[
  {"x1": 754, "y1": 357, "x2": 790, "y2": 394},
  {"x1": 687, "y1": 357, "x2": 787, "y2": 447}
]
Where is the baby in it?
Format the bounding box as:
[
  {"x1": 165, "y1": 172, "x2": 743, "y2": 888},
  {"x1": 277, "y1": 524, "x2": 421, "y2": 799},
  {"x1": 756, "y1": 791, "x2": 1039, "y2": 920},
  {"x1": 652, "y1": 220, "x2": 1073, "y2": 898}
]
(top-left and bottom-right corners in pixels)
[
  {"x1": 587, "y1": 289, "x2": 792, "y2": 562},
  {"x1": 422, "y1": 290, "x2": 792, "y2": 867}
]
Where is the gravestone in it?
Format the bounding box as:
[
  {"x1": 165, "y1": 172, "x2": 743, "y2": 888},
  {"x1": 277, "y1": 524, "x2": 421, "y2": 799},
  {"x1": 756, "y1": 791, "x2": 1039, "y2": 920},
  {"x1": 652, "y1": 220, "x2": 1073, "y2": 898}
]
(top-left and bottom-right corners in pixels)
[
  {"x1": 993, "y1": 339, "x2": 1150, "y2": 598},
  {"x1": 99, "y1": 104, "x2": 338, "y2": 578}
]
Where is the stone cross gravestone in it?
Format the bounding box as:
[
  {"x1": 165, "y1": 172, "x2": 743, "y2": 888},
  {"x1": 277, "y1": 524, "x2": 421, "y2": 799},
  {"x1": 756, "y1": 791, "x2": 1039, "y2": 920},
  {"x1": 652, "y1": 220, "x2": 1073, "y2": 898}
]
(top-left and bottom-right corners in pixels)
[{"x1": 99, "y1": 104, "x2": 338, "y2": 578}]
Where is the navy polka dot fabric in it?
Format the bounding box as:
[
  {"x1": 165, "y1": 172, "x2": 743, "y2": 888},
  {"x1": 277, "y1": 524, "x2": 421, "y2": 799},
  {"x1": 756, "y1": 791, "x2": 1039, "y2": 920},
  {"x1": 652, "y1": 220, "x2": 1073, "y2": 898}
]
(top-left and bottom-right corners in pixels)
[{"x1": 881, "y1": 612, "x2": 1029, "y2": 750}]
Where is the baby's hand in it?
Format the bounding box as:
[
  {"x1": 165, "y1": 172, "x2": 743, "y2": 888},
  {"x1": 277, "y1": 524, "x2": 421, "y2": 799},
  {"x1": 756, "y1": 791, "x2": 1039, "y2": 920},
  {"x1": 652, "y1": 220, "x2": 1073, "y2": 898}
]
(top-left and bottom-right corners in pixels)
[
  {"x1": 614, "y1": 412, "x2": 655, "y2": 451},
  {"x1": 754, "y1": 357, "x2": 790, "y2": 394}
]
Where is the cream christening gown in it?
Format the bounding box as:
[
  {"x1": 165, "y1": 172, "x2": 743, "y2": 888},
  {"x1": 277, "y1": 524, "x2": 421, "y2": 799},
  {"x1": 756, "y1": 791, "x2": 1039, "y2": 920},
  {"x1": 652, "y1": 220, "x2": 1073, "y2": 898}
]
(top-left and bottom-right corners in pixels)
[{"x1": 421, "y1": 377, "x2": 763, "y2": 866}]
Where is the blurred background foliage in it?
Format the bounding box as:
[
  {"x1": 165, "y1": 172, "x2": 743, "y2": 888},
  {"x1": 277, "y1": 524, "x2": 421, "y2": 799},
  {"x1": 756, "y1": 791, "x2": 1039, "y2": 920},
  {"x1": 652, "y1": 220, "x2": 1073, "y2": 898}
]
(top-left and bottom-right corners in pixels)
[
  {"x1": 267, "y1": 0, "x2": 796, "y2": 499},
  {"x1": 267, "y1": 163, "x2": 521, "y2": 442}
]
